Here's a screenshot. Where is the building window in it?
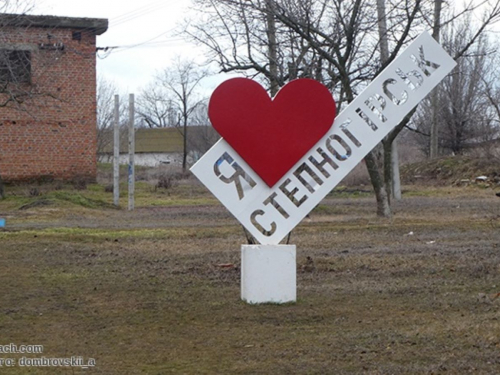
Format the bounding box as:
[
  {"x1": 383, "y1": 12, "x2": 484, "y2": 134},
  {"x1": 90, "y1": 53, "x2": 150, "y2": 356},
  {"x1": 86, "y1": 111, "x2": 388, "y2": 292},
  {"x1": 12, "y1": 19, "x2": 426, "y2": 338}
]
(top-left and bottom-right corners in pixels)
[{"x1": 0, "y1": 50, "x2": 31, "y2": 84}]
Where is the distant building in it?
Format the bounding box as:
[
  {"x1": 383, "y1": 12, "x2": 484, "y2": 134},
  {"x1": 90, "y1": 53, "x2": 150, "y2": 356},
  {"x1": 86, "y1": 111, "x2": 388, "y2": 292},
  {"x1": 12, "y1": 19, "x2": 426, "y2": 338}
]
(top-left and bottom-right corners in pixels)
[
  {"x1": 0, "y1": 13, "x2": 108, "y2": 182},
  {"x1": 100, "y1": 127, "x2": 185, "y2": 167},
  {"x1": 99, "y1": 126, "x2": 220, "y2": 167}
]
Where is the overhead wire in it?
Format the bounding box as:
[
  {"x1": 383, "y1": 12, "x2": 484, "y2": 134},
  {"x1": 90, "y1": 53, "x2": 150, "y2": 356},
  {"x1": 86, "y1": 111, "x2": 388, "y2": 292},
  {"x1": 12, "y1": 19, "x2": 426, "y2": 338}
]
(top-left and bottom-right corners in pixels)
[
  {"x1": 73, "y1": 0, "x2": 176, "y2": 39},
  {"x1": 110, "y1": 0, "x2": 174, "y2": 28},
  {"x1": 93, "y1": 0, "x2": 187, "y2": 58},
  {"x1": 62, "y1": 0, "x2": 182, "y2": 57},
  {"x1": 96, "y1": 27, "x2": 185, "y2": 59},
  {"x1": 96, "y1": 37, "x2": 186, "y2": 59}
]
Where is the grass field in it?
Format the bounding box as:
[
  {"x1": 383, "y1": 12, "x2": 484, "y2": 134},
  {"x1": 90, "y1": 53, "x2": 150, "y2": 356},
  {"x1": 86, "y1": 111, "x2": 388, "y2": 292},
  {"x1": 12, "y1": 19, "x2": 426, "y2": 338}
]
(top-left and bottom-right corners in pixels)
[{"x1": 1, "y1": 176, "x2": 500, "y2": 374}]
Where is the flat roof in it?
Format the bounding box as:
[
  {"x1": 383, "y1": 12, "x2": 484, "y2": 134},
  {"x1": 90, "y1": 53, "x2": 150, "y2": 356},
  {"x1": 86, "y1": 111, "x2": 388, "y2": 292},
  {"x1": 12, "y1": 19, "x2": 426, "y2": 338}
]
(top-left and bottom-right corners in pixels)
[{"x1": 0, "y1": 13, "x2": 108, "y2": 35}]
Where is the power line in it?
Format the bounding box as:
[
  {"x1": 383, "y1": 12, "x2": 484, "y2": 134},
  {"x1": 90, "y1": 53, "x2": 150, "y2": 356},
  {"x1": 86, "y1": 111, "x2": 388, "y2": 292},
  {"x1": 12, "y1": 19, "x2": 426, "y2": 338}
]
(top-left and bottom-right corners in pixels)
[
  {"x1": 96, "y1": 36, "x2": 186, "y2": 59},
  {"x1": 96, "y1": 34, "x2": 185, "y2": 51},
  {"x1": 95, "y1": 0, "x2": 186, "y2": 58},
  {"x1": 65, "y1": 0, "x2": 190, "y2": 59},
  {"x1": 110, "y1": 0, "x2": 177, "y2": 28},
  {"x1": 72, "y1": 0, "x2": 181, "y2": 42}
]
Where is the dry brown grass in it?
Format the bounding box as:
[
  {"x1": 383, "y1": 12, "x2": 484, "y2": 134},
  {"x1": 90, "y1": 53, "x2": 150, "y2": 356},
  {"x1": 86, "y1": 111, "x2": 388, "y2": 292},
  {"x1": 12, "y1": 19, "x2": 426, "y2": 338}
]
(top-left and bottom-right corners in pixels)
[{"x1": 0, "y1": 185, "x2": 500, "y2": 374}]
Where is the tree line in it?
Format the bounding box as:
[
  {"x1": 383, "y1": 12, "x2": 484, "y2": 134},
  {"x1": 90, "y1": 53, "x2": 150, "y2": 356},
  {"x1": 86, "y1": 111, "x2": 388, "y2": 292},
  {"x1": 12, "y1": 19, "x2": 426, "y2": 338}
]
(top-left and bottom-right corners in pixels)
[
  {"x1": 100, "y1": 0, "x2": 500, "y2": 217},
  {"x1": 3, "y1": 0, "x2": 499, "y2": 216}
]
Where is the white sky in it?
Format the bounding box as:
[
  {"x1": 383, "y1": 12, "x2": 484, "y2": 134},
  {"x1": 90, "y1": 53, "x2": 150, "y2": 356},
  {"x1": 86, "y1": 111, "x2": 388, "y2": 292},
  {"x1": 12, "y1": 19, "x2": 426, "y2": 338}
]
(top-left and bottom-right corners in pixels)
[
  {"x1": 28, "y1": 0, "x2": 499, "y2": 97},
  {"x1": 33, "y1": 0, "x2": 229, "y2": 96}
]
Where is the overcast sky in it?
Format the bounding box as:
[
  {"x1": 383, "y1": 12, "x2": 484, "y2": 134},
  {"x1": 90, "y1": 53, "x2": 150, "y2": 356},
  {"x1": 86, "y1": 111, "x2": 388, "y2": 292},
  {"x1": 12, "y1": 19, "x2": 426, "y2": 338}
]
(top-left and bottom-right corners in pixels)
[
  {"x1": 28, "y1": 0, "x2": 497, "y2": 98},
  {"x1": 33, "y1": 0, "x2": 227, "y2": 95}
]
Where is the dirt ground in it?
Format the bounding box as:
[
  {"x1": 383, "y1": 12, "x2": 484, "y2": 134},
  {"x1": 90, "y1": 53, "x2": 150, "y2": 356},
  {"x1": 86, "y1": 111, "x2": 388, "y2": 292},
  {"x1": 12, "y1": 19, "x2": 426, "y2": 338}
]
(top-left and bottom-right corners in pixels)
[{"x1": 1, "y1": 184, "x2": 500, "y2": 374}]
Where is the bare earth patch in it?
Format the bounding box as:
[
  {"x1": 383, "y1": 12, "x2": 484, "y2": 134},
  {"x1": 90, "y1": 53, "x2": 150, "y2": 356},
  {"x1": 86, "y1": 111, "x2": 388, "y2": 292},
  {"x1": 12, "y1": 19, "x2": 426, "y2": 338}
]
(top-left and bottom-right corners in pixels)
[{"x1": 0, "y1": 185, "x2": 499, "y2": 374}]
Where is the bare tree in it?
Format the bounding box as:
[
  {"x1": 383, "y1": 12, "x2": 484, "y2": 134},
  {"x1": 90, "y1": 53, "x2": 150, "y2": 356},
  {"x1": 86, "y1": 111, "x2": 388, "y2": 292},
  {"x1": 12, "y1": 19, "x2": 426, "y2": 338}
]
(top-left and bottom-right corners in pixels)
[
  {"x1": 187, "y1": 0, "x2": 500, "y2": 217},
  {"x1": 482, "y1": 56, "x2": 500, "y2": 159},
  {"x1": 188, "y1": 0, "x2": 430, "y2": 217},
  {"x1": 429, "y1": 0, "x2": 443, "y2": 159},
  {"x1": 376, "y1": 0, "x2": 402, "y2": 201},
  {"x1": 412, "y1": 22, "x2": 499, "y2": 156},
  {"x1": 136, "y1": 82, "x2": 178, "y2": 128},
  {"x1": 0, "y1": 2, "x2": 59, "y2": 112},
  {"x1": 137, "y1": 58, "x2": 208, "y2": 171},
  {"x1": 0, "y1": 0, "x2": 36, "y2": 198},
  {"x1": 187, "y1": 101, "x2": 220, "y2": 158},
  {"x1": 440, "y1": 33, "x2": 491, "y2": 154},
  {"x1": 188, "y1": 0, "x2": 337, "y2": 93}
]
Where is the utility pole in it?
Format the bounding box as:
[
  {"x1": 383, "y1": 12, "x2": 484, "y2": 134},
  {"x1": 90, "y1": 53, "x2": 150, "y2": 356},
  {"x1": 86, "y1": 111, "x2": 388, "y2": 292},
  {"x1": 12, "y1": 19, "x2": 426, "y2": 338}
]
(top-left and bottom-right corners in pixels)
[
  {"x1": 128, "y1": 93, "x2": 135, "y2": 211},
  {"x1": 113, "y1": 94, "x2": 120, "y2": 207}
]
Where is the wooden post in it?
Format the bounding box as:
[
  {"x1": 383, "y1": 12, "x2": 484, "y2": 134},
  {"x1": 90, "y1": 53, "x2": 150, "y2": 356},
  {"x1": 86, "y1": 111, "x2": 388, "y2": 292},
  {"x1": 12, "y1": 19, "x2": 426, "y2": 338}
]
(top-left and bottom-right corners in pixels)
[
  {"x1": 128, "y1": 94, "x2": 135, "y2": 211},
  {"x1": 113, "y1": 95, "x2": 120, "y2": 207}
]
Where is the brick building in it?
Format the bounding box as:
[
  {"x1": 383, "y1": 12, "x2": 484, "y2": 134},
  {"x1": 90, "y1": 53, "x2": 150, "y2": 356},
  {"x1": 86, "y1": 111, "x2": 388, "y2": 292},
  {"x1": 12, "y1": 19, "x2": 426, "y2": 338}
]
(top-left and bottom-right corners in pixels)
[{"x1": 0, "y1": 14, "x2": 108, "y2": 182}]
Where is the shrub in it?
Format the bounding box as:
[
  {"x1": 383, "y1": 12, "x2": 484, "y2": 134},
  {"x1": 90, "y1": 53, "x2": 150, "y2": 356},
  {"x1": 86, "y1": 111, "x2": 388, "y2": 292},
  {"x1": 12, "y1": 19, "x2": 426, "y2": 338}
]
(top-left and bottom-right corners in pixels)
[
  {"x1": 156, "y1": 173, "x2": 178, "y2": 190},
  {"x1": 72, "y1": 176, "x2": 88, "y2": 191}
]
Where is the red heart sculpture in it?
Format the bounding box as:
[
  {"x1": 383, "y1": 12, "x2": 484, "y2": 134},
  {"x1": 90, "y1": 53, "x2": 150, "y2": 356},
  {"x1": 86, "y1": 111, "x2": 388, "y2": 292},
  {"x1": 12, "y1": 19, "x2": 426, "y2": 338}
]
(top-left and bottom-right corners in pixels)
[{"x1": 209, "y1": 78, "x2": 336, "y2": 187}]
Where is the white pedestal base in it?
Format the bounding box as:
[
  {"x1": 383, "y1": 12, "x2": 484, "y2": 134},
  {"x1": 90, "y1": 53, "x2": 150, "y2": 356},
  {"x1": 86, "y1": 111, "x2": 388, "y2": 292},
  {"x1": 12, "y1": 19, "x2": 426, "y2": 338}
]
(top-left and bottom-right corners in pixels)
[{"x1": 241, "y1": 244, "x2": 296, "y2": 304}]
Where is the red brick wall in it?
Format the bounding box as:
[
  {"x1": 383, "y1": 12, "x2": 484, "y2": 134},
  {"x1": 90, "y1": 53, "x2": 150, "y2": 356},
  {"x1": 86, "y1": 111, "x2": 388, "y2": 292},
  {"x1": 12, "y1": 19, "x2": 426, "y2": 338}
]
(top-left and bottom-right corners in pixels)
[{"x1": 0, "y1": 25, "x2": 98, "y2": 182}]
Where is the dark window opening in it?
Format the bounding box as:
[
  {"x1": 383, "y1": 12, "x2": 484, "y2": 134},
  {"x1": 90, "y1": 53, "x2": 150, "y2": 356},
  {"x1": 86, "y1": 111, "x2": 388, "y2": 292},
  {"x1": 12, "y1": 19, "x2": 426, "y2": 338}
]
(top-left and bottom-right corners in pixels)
[
  {"x1": 72, "y1": 31, "x2": 82, "y2": 41},
  {"x1": 0, "y1": 50, "x2": 31, "y2": 84}
]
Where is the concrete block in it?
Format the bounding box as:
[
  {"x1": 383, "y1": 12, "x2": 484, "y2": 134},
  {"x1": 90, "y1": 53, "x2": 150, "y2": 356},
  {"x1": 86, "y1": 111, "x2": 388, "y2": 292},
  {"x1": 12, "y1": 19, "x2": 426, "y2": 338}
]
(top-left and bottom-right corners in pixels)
[{"x1": 241, "y1": 244, "x2": 296, "y2": 304}]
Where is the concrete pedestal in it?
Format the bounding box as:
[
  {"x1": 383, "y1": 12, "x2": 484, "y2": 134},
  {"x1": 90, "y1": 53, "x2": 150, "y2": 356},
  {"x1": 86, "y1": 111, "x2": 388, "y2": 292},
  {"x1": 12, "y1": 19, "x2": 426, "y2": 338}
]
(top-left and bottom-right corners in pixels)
[{"x1": 241, "y1": 244, "x2": 296, "y2": 304}]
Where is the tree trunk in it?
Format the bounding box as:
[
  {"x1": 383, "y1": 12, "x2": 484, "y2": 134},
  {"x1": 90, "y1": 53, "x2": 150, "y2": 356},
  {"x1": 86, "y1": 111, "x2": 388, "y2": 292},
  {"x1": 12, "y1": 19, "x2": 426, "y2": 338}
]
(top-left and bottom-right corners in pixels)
[
  {"x1": 383, "y1": 140, "x2": 392, "y2": 204},
  {"x1": 365, "y1": 150, "x2": 391, "y2": 218},
  {"x1": 266, "y1": 0, "x2": 279, "y2": 96},
  {"x1": 377, "y1": 0, "x2": 401, "y2": 201},
  {"x1": 391, "y1": 140, "x2": 402, "y2": 200},
  {"x1": 376, "y1": 0, "x2": 390, "y2": 62},
  {"x1": 430, "y1": 0, "x2": 443, "y2": 159},
  {"x1": 182, "y1": 116, "x2": 188, "y2": 171}
]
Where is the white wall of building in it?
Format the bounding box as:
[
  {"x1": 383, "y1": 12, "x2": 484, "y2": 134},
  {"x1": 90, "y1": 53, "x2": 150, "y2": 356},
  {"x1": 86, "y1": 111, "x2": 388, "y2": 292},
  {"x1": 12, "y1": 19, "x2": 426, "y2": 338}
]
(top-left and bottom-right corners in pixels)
[{"x1": 100, "y1": 153, "x2": 183, "y2": 167}]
